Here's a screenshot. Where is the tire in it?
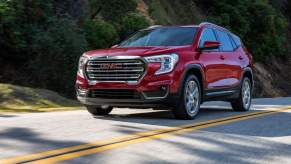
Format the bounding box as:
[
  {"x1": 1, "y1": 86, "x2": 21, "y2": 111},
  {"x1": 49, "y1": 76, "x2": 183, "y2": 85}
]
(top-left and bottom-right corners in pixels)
[
  {"x1": 231, "y1": 77, "x2": 252, "y2": 111},
  {"x1": 172, "y1": 75, "x2": 201, "y2": 120},
  {"x1": 86, "y1": 106, "x2": 113, "y2": 116}
]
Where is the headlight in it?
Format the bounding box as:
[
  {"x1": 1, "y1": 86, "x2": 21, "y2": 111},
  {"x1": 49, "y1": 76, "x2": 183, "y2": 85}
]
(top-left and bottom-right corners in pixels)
[
  {"x1": 78, "y1": 56, "x2": 88, "y2": 78},
  {"x1": 145, "y1": 53, "x2": 179, "y2": 75}
]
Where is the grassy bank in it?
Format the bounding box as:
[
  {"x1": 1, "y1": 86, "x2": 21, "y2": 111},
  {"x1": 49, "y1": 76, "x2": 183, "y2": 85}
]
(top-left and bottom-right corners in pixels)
[{"x1": 0, "y1": 83, "x2": 81, "y2": 113}]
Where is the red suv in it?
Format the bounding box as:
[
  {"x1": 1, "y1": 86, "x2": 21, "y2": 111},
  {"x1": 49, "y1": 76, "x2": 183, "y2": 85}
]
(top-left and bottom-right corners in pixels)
[{"x1": 76, "y1": 22, "x2": 254, "y2": 119}]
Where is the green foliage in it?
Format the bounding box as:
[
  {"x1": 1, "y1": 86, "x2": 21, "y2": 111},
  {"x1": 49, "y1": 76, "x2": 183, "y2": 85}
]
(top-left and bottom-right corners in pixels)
[
  {"x1": 146, "y1": 0, "x2": 172, "y2": 25},
  {"x1": 0, "y1": 0, "x2": 87, "y2": 96},
  {"x1": 100, "y1": 0, "x2": 137, "y2": 22},
  {"x1": 196, "y1": 0, "x2": 289, "y2": 61},
  {"x1": 28, "y1": 17, "x2": 88, "y2": 95},
  {"x1": 146, "y1": 0, "x2": 203, "y2": 25},
  {"x1": 83, "y1": 20, "x2": 118, "y2": 49},
  {"x1": 0, "y1": 0, "x2": 150, "y2": 97},
  {"x1": 0, "y1": 0, "x2": 54, "y2": 60},
  {"x1": 89, "y1": 0, "x2": 137, "y2": 22},
  {"x1": 119, "y1": 13, "x2": 150, "y2": 39}
]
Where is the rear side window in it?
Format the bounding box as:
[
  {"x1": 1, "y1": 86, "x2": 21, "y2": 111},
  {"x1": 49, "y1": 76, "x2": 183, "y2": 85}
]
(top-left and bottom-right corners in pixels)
[
  {"x1": 216, "y1": 30, "x2": 234, "y2": 51},
  {"x1": 229, "y1": 34, "x2": 238, "y2": 49},
  {"x1": 232, "y1": 34, "x2": 242, "y2": 48},
  {"x1": 199, "y1": 28, "x2": 218, "y2": 50}
]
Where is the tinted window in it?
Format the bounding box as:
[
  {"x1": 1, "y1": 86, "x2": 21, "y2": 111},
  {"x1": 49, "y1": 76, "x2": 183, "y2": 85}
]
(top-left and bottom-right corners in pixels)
[
  {"x1": 199, "y1": 28, "x2": 217, "y2": 48},
  {"x1": 216, "y1": 30, "x2": 234, "y2": 51},
  {"x1": 232, "y1": 34, "x2": 242, "y2": 47},
  {"x1": 119, "y1": 27, "x2": 197, "y2": 47},
  {"x1": 229, "y1": 34, "x2": 238, "y2": 49}
]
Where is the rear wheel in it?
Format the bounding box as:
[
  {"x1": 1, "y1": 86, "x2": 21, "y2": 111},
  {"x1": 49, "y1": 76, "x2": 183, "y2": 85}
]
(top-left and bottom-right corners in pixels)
[
  {"x1": 86, "y1": 106, "x2": 113, "y2": 116},
  {"x1": 231, "y1": 77, "x2": 252, "y2": 111},
  {"x1": 173, "y1": 75, "x2": 201, "y2": 120}
]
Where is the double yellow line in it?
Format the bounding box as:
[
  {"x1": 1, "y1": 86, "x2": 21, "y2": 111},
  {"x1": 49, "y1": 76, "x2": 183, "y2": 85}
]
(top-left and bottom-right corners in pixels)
[{"x1": 1, "y1": 107, "x2": 290, "y2": 164}]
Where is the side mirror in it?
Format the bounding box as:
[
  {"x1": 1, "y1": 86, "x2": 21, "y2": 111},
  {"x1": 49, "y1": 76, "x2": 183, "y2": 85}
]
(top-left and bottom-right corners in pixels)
[
  {"x1": 111, "y1": 44, "x2": 119, "y2": 48},
  {"x1": 199, "y1": 41, "x2": 220, "y2": 51}
]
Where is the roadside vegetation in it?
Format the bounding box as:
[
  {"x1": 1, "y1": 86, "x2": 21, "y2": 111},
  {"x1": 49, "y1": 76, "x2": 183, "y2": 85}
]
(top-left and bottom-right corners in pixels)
[
  {"x1": 0, "y1": 0, "x2": 291, "y2": 109},
  {"x1": 0, "y1": 83, "x2": 80, "y2": 112},
  {"x1": 0, "y1": 0, "x2": 150, "y2": 98}
]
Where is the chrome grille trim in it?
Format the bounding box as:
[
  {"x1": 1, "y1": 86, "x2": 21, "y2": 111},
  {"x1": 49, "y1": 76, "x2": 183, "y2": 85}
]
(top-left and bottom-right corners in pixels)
[
  {"x1": 85, "y1": 56, "x2": 146, "y2": 83},
  {"x1": 86, "y1": 69, "x2": 144, "y2": 73},
  {"x1": 88, "y1": 60, "x2": 143, "y2": 65}
]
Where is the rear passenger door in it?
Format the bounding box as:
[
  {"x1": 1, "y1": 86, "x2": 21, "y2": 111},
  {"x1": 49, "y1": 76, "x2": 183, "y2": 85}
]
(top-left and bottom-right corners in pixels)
[{"x1": 214, "y1": 29, "x2": 242, "y2": 89}]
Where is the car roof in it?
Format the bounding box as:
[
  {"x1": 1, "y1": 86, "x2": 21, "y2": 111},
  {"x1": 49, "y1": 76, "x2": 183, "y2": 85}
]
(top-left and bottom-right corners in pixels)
[
  {"x1": 146, "y1": 25, "x2": 199, "y2": 29},
  {"x1": 147, "y1": 22, "x2": 223, "y2": 29},
  {"x1": 145, "y1": 22, "x2": 240, "y2": 39}
]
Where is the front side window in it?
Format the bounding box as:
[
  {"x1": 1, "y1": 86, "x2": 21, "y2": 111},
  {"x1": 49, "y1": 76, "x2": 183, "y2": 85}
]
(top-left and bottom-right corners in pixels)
[
  {"x1": 199, "y1": 28, "x2": 218, "y2": 51},
  {"x1": 216, "y1": 30, "x2": 234, "y2": 51},
  {"x1": 119, "y1": 27, "x2": 197, "y2": 47},
  {"x1": 199, "y1": 28, "x2": 218, "y2": 48}
]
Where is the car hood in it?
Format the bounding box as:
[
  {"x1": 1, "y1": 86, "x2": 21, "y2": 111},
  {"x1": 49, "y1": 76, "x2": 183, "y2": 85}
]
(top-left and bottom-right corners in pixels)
[{"x1": 83, "y1": 46, "x2": 191, "y2": 58}]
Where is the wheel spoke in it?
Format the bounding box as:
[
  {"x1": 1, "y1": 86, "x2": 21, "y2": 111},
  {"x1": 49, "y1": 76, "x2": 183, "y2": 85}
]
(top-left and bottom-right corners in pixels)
[
  {"x1": 185, "y1": 79, "x2": 200, "y2": 114},
  {"x1": 242, "y1": 79, "x2": 251, "y2": 109}
]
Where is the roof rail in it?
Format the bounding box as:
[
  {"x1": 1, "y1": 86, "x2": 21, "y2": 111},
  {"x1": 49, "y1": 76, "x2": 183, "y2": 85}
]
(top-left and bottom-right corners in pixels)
[
  {"x1": 147, "y1": 25, "x2": 162, "y2": 29},
  {"x1": 199, "y1": 22, "x2": 231, "y2": 33},
  {"x1": 199, "y1": 22, "x2": 218, "y2": 27}
]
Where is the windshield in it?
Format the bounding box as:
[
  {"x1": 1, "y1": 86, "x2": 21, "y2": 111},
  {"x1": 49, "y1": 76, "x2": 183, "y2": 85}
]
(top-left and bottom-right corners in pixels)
[{"x1": 119, "y1": 27, "x2": 197, "y2": 47}]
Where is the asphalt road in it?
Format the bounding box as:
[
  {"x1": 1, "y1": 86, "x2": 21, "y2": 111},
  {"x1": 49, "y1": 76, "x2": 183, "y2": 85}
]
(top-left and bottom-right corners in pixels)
[{"x1": 0, "y1": 97, "x2": 291, "y2": 164}]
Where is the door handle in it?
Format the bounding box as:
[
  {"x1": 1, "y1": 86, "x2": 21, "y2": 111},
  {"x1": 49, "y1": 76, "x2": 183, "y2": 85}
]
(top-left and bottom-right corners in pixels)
[
  {"x1": 239, "y1": 56, "x2": 243, "y2": 60},
  {"x1": 220, "y1": 55, "x2": 225, "y2": 60}
]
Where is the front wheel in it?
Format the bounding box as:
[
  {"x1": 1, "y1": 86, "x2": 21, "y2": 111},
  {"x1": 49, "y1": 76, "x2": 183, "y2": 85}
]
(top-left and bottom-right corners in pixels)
[
  {"x1": 172, "y1": 75, "x2": 201, "y2": 120},
  {"x1": 86, "y1": 106, "x2": 113, "y2": 116},
  {"x1": 231, "y1": 77, "x2": 252, "y2": 111}
]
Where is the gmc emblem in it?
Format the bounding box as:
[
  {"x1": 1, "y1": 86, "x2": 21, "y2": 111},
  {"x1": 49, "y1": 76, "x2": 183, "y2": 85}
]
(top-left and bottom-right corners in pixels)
[{"x1": 99, "y1": 63, "x2": 122, "y2": 69}]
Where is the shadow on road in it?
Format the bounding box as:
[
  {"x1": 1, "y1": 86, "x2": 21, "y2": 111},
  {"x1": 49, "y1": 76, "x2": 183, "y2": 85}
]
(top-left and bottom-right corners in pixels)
[
  {"x1": 135, "y1": 130, "x2": 291, "y2": 164},
  {"x1": 0, "y1": 127, "x2": 96, "y2": 160},
  {"x1": 94, "y1": 107, "x2": 244, "y2": 127},
  {"x1": 0, "y1": 114, "x2": 17, "y2": 118},
  {"x1": 95, "y1": 106, "x2": 291, "y2": 138}
]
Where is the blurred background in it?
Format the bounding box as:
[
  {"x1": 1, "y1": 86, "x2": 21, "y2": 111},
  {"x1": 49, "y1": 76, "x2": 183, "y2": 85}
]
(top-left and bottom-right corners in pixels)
[{"x1": 0, "y1": 0, "x2": 291, "y2": 106}]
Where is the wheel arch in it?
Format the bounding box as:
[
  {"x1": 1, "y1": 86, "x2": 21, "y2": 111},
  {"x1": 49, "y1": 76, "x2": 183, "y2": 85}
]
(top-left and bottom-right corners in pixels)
[
  {"x1": 179, "y1": 64, "x2": 205, "y2": 102},
  {"x1": 242, "y1": 67, "x2": 254, "y2": 88}
]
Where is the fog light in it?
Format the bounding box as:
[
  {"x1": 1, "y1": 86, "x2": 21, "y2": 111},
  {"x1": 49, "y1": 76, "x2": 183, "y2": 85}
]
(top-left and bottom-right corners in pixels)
[
  {"x1": 142, "y1": 86, "x2": 169, "y2": 99},
  {"x1": 161, "y1": 86, "x2": 167, "y2": 91},
  {"x1": 77, "y1": 87, "x2": 88, "y2": 97}
]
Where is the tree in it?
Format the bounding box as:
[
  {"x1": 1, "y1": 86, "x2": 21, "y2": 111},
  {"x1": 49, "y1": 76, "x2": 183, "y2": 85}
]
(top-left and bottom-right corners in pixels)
[
  {"x1": 195, "y1": 0, "x2": 289, "y2": 61},
  {"x1": 119, "y1": 13, "x2": 150, "y2": 39},
  {"x1": 89, "y1": 0, "x2": 137, "y2": 22},
  {"x1": 83, "y1": 20, "x2": 118, "y2": 49}
]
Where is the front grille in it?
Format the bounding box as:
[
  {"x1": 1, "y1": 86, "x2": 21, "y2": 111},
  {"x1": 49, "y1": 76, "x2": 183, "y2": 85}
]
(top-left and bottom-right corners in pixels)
[
  {"x1": 90, "y1": 89, "x2": 141, "y2": 99},
  {"x1": 85, "y1": 58, "x2": 146, "y2": 82}
]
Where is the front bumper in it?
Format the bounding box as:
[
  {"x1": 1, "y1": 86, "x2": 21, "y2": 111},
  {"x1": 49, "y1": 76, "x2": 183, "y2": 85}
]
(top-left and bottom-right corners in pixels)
[
  {"x1": 76, "y1": 82, "x2": 179, "y2": 107},
  {"x1": 77, "y1": 94, "x2": 177, "y2": 108}
]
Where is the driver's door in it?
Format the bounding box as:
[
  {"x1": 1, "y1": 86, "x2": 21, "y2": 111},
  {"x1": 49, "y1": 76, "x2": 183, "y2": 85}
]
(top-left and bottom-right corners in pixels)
[{"x1": 198, "y1": 28, "x2": 227, "y2": 90}]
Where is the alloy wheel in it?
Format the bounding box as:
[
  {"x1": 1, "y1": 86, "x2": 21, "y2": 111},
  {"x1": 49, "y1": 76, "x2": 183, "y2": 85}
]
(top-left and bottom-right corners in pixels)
[{"x1": 185, "y1": 80, "x2": 200, "y2": 115}]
